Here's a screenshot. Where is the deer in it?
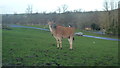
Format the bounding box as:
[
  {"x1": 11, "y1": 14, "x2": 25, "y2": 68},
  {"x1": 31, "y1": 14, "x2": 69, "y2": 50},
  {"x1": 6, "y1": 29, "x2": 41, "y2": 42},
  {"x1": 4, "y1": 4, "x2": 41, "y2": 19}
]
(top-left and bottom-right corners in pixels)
[{"x1": 48, "y1": 21, "x2": 75, "y2": 50}]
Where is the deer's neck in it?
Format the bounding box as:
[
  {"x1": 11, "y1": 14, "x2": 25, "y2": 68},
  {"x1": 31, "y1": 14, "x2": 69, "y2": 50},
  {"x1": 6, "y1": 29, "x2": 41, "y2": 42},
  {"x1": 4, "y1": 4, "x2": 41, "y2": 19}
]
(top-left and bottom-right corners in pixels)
[{"x1": 49, "y1": 25, "x2": 56, "y2": 34}]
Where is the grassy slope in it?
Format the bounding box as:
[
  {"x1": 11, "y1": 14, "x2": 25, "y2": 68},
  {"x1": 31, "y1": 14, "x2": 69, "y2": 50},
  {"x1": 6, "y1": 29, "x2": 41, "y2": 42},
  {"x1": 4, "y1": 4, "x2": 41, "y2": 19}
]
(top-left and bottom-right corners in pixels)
[{"x1": 2, "y1": 27, "x2": 118, "y2": 66}]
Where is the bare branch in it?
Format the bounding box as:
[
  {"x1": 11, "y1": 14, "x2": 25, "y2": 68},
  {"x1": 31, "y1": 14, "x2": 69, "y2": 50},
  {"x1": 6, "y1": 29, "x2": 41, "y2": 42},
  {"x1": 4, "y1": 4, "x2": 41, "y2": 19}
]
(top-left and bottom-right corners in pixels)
[
  {"x1": 103, "y1": 0, "x2": 109, "y2": 11},
  {"x1": 26, "y1": 5, "x2": 33, "y2": 14},
  {"x1": 62, "y1": 4, "x2": 68, "y2": 13}
]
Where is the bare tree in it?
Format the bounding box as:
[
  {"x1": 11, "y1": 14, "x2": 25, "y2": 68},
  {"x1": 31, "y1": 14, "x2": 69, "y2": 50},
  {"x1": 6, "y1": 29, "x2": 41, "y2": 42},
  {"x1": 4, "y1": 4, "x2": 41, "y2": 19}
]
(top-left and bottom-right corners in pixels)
[
  {"x1": 101, "y1": 0, "x2": 118, "y2": 34},
  {"x1": 118, "y1": 1, "x2": 120, "y2": 8},
  {"x1": 62, "y1": 4, "x2": 68, "y2": 13},
  {"x1": 56, "y1": 4, "x2": 68, "y2": 13},
  {"x1": 103, "y1": 0, "x2": 118, "y2": 11},
  {"x1": 118, "y1": 2, "x2": 120, "y2": 29},
  {"x1": 26, "y1": 5, "x2": 33, "y2": 14},
  {"x1": 103, "y1": 0, "x2": 109, "y2": 11},
  {"x1": 57, "y1": 7, "x2": 61, "y2": 13}
]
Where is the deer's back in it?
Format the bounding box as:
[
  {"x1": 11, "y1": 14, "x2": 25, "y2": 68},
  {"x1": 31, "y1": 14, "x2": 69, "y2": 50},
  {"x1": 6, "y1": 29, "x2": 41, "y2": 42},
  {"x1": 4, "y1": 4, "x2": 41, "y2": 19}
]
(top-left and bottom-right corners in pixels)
[{"x1": 55, "y1": 26, "x2": 75, "y2": 38}]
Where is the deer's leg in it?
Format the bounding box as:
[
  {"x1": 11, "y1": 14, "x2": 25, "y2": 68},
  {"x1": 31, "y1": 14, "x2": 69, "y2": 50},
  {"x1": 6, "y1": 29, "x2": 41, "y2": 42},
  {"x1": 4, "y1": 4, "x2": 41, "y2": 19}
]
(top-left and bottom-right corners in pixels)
[
  {"x1": 59, "y1": 39, "x2": 62, "y2": 49},
  {"x1": 68, "y1": 37, "x2": 73, "y2": 49},
  {"x1": 56, "y1": 39, "x2": 59, "y2": 48},
  {"x1": 55, "y1": 37, "x2": 59, "y2": 48}
]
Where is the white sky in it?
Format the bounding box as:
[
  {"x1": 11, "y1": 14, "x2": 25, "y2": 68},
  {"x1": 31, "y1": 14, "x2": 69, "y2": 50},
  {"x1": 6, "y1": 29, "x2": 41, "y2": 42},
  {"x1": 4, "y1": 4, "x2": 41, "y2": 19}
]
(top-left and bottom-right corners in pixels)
[{"x1": 0, "y1": 0, "x2": 119, "y2": 14}]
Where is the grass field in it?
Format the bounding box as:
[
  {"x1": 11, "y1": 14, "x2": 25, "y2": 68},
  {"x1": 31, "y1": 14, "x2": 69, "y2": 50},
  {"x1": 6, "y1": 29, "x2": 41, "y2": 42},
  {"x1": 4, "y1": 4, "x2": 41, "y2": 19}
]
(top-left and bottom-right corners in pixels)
[
  {"x1": 25, "y1": 25, "x2": 119, "y2": 39},
  {"x1": 2, "y1": 26, "x2": 118, "y2": 66}
]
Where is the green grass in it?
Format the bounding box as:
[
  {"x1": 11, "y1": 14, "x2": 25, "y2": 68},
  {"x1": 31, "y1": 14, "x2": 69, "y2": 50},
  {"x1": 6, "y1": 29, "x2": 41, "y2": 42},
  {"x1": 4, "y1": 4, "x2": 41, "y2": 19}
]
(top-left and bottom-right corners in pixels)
[
  {"x1": 24, "y1": 25, "x2": 49, "y2": 29},
  {"x1": 2, "y1": 27, "x2": 118, "y2": 66}
]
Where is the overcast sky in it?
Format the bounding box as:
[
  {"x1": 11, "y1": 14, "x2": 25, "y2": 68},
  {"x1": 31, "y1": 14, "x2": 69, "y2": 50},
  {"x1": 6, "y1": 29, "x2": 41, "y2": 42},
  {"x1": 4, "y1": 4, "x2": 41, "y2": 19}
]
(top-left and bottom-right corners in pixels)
[{"x1": 0, "y1": 0, "x2": 119, "y2": 14}]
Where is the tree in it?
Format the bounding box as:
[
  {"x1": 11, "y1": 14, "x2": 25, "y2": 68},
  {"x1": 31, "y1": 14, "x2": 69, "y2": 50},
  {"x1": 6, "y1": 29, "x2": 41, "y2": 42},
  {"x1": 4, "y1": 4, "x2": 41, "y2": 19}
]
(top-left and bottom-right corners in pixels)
[
  {"x1": 62, "y1": 4, "x2": 68, "y2": 13},
  {"x1": 57, "y1": 7, "x2": 61, "y2": 13},
  {"x1": 102, "y1": 0, "x2": 118, "y2": 35},
  {"x1": 91, "y1": 23, "x2": 100, "y2": 31},
  {"x1": 26, "y1": 5, "x2": 33, "y2": 14},
  {"x1": 118, "y1": 1, "x2": 120, "y2": 35},
  {"x1": 103, "y1": 0, "x2": 109, "y2": 11}
]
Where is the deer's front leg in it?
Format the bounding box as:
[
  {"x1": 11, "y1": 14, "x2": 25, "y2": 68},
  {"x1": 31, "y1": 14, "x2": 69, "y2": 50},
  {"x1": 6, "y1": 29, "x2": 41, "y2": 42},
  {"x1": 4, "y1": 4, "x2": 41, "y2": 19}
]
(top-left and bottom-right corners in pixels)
[
  {"x1": 56, "y1": 39, "x2": 59, "y2": 48},
  {"x1": 68, "y1": 37, "x2": 73, "y2": 50},
  {"x1": 59, "y1": 39, "x2": 62, "y2": 49}
]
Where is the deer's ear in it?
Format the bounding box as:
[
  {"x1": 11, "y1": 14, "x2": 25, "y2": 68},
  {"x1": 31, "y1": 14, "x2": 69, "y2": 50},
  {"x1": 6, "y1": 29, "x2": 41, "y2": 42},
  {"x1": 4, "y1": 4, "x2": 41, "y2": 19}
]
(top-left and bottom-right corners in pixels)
[{"x1": 52, "y1": 24, "x2": 56, "y2": 29}]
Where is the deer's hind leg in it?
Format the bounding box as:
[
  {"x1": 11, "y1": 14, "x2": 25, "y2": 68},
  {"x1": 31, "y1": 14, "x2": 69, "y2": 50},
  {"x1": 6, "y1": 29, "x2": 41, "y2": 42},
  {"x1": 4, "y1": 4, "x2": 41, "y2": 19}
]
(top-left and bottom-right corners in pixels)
[
  {"x1": 59, "y1": 38, "x2": 62, "y2": 49},
  {"x1": 68, "y1": 36, "x2": 73, "y2": 50}
]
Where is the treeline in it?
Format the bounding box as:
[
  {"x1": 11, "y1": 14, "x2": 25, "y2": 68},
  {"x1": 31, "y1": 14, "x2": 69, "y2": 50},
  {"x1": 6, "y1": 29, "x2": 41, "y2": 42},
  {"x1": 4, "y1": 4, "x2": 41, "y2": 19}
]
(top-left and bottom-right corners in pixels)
[{"x1": 2, "y1": 9, "x2": 118, "y2": 35}]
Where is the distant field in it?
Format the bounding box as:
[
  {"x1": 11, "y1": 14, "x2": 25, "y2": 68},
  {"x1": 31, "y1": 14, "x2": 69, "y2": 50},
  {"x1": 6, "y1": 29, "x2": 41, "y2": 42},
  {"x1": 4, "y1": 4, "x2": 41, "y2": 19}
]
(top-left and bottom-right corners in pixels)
[
  {"x1": 25, "y1": 25, "x2": 119, "y2": 39},
  {"x1": 2, "y1": 27, "x2": 118, "y2": 66}
]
